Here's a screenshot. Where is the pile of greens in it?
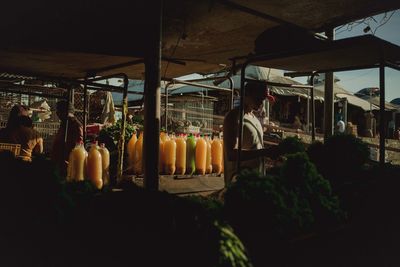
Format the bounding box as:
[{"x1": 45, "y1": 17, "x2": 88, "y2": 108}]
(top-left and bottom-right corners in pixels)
[
  {"x1": 307, "y1": 134, "x2": 370, "y2": 187},
  {"x1": 99, "y1": 119, "x2": 140, "y2": 143},
  {"x1": 225, "y1": 153, "x2": 345, "y2": 242}
]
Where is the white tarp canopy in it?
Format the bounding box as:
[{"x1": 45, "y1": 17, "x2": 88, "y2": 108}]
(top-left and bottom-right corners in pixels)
[{"x1": 336, "y1": 93, "x2": 379, "y2": 111}]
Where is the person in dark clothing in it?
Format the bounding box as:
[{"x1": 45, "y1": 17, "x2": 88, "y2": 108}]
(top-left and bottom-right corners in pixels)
[
  {"x1": 51, "y1": 100, "x2": 83, "y2": 176},
  {"x1": 8, "y1": 115, "x2": 43, "y2": 161},
  {"x1": 0, "y1": 104, "x2": 30, "y2": 142}
]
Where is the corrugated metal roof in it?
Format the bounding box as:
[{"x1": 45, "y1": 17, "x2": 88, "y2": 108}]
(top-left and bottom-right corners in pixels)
[
  {"x1": 336, "y1": 93, "x2": 378, "y2": 111},
  {"x1": 0, "y1": 72, "x2": 35, "y2": 80},
  {"x1": 358, "y1": 96, "x2": 400, "y2": 111}
]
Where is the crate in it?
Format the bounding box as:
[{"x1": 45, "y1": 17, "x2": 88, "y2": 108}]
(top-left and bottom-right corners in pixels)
[
  {"x1": 32, "y1": 122, "x2": 60, "y2": 153},
  {"x1": 0, "y1": 143, "x2": 21, "y2": 156}
]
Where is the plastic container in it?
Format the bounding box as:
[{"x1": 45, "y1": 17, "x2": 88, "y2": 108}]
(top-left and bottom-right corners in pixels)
[
  {"x1": 133, "y1": 132, "x2": 143, "y2": 175},
  {"x1": 159, "y1": 132, "x2": 169, "y2": 174},
  {"x1": 98, "y1": 143, "x2": 110, "y2": 186},
  {"x1": 164, "y1": 137, "x2": 176, "y2": 175},
  {"x1": 67, "y1": 141, "x2": 87, "y2": 182},
  {"x1": 87, "y1": 141, "x2": 103, "y2": 189},
  {"x1": 211, "y1": 137, "x2": 223, "y2": 175},
  {"x1": 221, "y1": 139, "x2": 224, "y2": 174},
  {"x1": 127, "y1": 132, "x2": 137, "y2": 173},
  {"x1": 195, "y1": 136, "x2": 207, "y2": 175},
  {"x1": 175, "y1": 134, "x2": 186, "y2": 175},
  {"x1": 205, "y1": 136, "x2": 212, "y2": 174},
  {"x1": 186, "y1": 134, "x2": 196, "y2": 175}
]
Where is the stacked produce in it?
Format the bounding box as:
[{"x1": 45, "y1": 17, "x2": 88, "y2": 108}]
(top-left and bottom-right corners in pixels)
[
  {"x1": 66, "y1": 141, "x2": 110, "y2": 189},
  {"x1": 126, "y1": 132, "x2": 224, "y2": 176}
]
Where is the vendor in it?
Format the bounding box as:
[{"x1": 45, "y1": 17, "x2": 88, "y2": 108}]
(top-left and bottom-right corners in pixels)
[
  {"x1": 0, "y1": 104, "x2": 30, "y2": 142},
  {"x1": 51, "y1": 100, "x2": 83, "y2": 176},
  {"x1": 223, "y1": 81, "x2": 276, "y2": 184},
  {"x1": 8, "y1": 115, "x2": 43, "y2": 161}
]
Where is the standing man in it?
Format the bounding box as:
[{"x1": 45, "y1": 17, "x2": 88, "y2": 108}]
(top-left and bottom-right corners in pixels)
[
  {"x1": 336, "y1": 118, "x2": 346, "y2": 134},
  {"x1": 51, "y1": 100, "x2": 83, "y2": 176},
  {"x1": 223, "y1": 80, "x2": 275, "y2": 184}
]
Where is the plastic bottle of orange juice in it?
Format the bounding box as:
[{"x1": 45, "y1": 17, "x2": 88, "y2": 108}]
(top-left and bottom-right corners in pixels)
[
  {"x1": 87, "y1": 141, "x2": 103, "y2": 189},
  {"x1": 211, "y1": 137, "x2": 223, "y2": 175},
  {"x1": 175, "y1": 134, "x2": 186, "y2": 175},
  {"x1": 186, "y1": 134, "x2": 196, "y2": 175},
  {"x1": 205, "y1": 135, "x2": 212, "y2": 174},
  {"x1": 195, "y1": 135, "x2": 207, "y2": 175},
  {"x1": 67, "y1": 141, "x2": 87, "y2": 182},
  {"x1": 127, "y1": 131, "x2": 137, "y2": 173},
  {"x1": 221, "y1": 139, "x2": 224, "y2": 174},
  {"x1": 98, "y1": 143, "x2": 110, "y2": 186},
  {"x1": 159, "y1": 132, "x2": 169, "y2": 174},
  {"x1": 67, "y1": 148, "x2": 75, "y2": 182},
  {"x1": 133, "y1": 132, "x2": 143, "y2": 175},
  {"x1": 159, "y1": 136, "x2": 164, "y2": 174},
  {"x1": 164, "y1": 135, "x2": 176, "y2": 175}
]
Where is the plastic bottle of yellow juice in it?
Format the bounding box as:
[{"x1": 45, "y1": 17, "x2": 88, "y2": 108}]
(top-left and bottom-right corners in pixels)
[
  {"x1": 164, "y1": 135, "x2": 176, "y2": 175},
  {"x1": 127, "y1": 131, "x2": 137, "y2": 173},
  {"x1": 195, "y1": 135, "x2": 207, "y2": 175},
  {"x1": 205, "y1": 135, "x2": 212, "y2": 174},
  {"x1": 211, "y1": 137, "x2": 223, "y2": 175},
  {"x1": 67, "y1": 141, "x2": 87, "y2": 182},
  {"x1": 221, "y1": 139, "x2": 224, "y2": 174},
  {"x1": 159, "y1": 132, "x2": 169, "y2": 174},
  {"x1": 87, "y1": 141, "x2": 103, "y2": 189},
  {"x1": 98, "y1": 143, "x2": 110, "y2": 186},
  {"x1": 133, "y1": 132, "x2": 143, "y2": 175},
  {"x1": 175, "y1": 134, "x2": 186, "y2": 175}
]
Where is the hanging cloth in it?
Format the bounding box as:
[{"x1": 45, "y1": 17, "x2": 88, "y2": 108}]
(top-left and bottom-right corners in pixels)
[{"x1": 101, "y1": 92, "x2": 116, "y2": 125}]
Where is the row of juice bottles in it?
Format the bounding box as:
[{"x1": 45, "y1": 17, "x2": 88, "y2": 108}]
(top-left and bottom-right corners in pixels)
[
  {"x1": 66, "y1": 141, "x2": 110, "y2": 189},
  {"x1": 127, "y1": 132, "x2": 224, "y2": 175}
]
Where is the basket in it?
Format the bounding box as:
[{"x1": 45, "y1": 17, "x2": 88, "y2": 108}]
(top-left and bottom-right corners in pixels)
[{"x1": 0, "y1": 142, "x2": 21, "y2": 156}]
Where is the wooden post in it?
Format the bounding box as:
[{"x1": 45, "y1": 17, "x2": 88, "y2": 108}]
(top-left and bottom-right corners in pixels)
[
  {"x1": 324, "y1": 29, "x2": 335, "y2": 140},
  {"x1": 379, "y1": 63, "x2": 385, "y2": 166},
  {"x1": 117, "y1": 76, "x2": 129, "y2": 183},
  {"x1": 310, "y1": 73, "x2": 316, "y2": 142},
  {"x1": 143, "y1": 0, "x2": 162, "y2": 191},
  {"x1": 83, "y1": 81, "x2": 88, "y2": 143}
]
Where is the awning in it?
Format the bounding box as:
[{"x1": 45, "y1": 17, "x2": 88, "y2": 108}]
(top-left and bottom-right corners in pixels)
[
  {"x1": 252, "y1": 35, "x2": 400, "y2": 73},
  {"x1": 358, "y1": 96, "x2": 400, "y2": 111},
  {"x1": 336, "y1": 93, "x2": 379, "y2": 111},
  {"x1": 0, "y1": 1, "x2": 399, "y2": 79}
]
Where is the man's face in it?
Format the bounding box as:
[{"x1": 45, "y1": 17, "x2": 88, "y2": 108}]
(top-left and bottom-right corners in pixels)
[{"x1": 248, "y1": 89, "x2": 266, "y2": 110}]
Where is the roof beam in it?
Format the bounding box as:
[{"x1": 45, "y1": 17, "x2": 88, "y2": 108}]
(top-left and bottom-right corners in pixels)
[{"x1": 216, "y1": 0, "x2": 300, "y2": 28}]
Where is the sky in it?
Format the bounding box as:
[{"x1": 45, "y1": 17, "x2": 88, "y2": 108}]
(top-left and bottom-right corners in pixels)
[{"x1": 294, "y1": 10, "x2": 400, "y2": 102}]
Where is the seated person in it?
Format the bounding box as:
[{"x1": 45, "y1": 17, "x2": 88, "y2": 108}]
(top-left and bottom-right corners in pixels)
[
  {"x1": 0, "y1": 104, "x2": 30, "y2": 142},
  {"x1": 223, "y1": 81, "x2": 275, "y2": 184},
  {"x1": 345, "y1": 122, "x2": 355, "y2": 135},
  {"x1": 51, "y1": 100, "x2": 83, "y2": 176},
  {"x1": 292, "y1": 115, "x2": 302, "y2": 130},
  {"x1": 8, "y1": 115, "x2": 43, "y2": 161}
]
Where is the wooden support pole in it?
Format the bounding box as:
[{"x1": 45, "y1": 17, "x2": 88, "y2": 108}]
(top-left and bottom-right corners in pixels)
[
  {"x1": 143, "y1": 0, "x2": 162, "y2": 191},
  {"x1": 379, "y1": 64, "x2": 386, "y2": 166},
  {"x1": 310, "y1": 73, "x2": 316, "y2": 142},
  {"x1": 117, "y1": 76, "x2": 129, "y2": 183},
  {"x1": 324, "y1": 29, "x2": 335, "y2": 140},
  {"x1": 83, "y1": 80, "x2": 88, "y2": 143}
]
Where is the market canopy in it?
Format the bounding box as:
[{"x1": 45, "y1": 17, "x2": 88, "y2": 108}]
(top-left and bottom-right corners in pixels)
[
  {"x1": 0, "y1": 1, "x2": 399, "y2": 80},
  {"x1": 249, "y1": 35, "x2": 400, "y2": 73}
]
